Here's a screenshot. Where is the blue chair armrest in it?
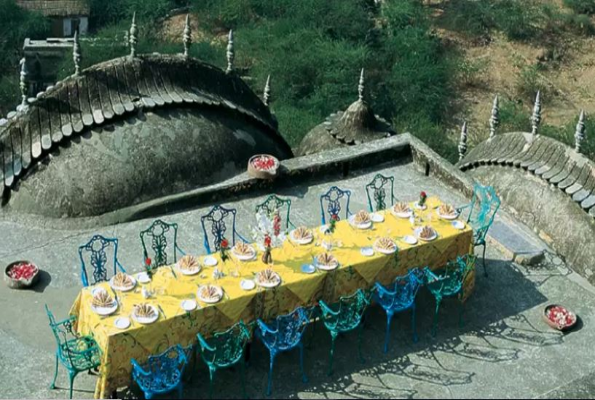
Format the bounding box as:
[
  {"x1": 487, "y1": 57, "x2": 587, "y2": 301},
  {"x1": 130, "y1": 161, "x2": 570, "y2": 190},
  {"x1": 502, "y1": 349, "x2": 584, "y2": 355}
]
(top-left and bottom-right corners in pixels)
[
  {"x1": 318, "y1": 300, "x2": 339, "y2": 317},
  {"x1": 422, "y1": 267, "x2": 440, "y2": 283},
  {"x1": 256, "y1": 319, "x2": 277, "y2": 335},
  {"x1": 374, "y1": 282, "x2": 396, "y2": 298},
  {"x1": 116, "y1": 260, "x2": 126, "y2": 273},
  {"x1": 235, "y1": 230, "x2": 249, "y2": 244},
  {"x1": 196, "y1": 333, "x2": 215, "y2": 352},
  {"x1": 131, "y1": 359, "x2": 151, "y2": 377},
  {"x1": 175, "y1": 245, "x2": 186, "y2": 256}
]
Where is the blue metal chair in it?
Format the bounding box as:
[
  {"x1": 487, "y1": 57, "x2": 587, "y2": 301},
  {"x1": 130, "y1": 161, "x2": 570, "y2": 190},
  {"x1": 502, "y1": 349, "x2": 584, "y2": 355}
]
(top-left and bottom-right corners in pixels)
[
  {"x1": 78, "y1": 235, "x2": 126, "y2": 287},
  {"x1": 320, "y1": 186, "x2": 352, "y2": 225},
  {"x1": 365, "y1": 173, "x2": 397, "y2": 212},
  {"x1": 255, "y1": 307, "x2": 310, "y2": 396},
  {"x1": 319, "y1": 289, "x2": 371, "y2": 375},
  {"x1": 140, "y1": 219, "x2": 186, "y2": 268},
  {"x1": 255, "y1": 194, "x2": 296, "y2": 230},
  {"x1": 458, "y1": 184, "x2": 501, "y2": 276},
  {"x1": 374, "y1": 268, "x2": 423, "y2": 353},
  {"x1": 131, "y1": 344, "x2": 188, "y2": 399},
  {"x1": 200, "y1": 205, "x2": 248, "y2": 254},
  {"x1": 45, "y1": 305, "x2": 101, "y2": 399},
  {"x1": 196, "y1": 321, "x2": 251, "y2": 398},
  {"x1": 423, "y1": 254, "x2": 476, "y2": 337}
]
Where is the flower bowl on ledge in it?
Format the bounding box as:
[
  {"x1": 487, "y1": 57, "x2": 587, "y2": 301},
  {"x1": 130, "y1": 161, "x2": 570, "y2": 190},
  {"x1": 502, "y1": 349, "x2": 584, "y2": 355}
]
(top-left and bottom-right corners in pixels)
[
  {"x1": 543, "y1": 304, "x2": 577, "y2": 332},
  {"x1": 247, "y1": 154, "x2": 279, "y2": 180},
  {"x1": 4, "y1": 261, "x2": 40, "y2": 289}
]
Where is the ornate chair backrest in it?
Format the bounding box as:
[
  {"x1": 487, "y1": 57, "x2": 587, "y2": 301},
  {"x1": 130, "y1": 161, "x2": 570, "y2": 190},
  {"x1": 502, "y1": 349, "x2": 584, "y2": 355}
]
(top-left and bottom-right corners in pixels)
[
  {"x1": 200, "y1": 205, "x2": 239, "y2": 254},
  {"x1": 78, "y1": 235, "x2": 120, "y2": 287},
  {"x1": 365, "y1": 174, "x2": 395, "y2": 212},
  {"x1": 376, "y1": 269, "x2": 422, "y2": 310},
  {"x1": 259, "y1": 307, "x2": 309, "y2": 351},
  {"x1": 138, "y1": 344, "x2": 187, "y2": 384},
  {"x1": 45, "y1": 305, "x2": 77, "y2": 365},
  {"x1": 140, "y1": 219, "x2": 180, "y2": 267},
  {"x1": 255, "y1": 194, "x2": 293, "y2": 230},
  {"x1": 425, "y1": 255, "x2": 475, "y2": 299},
  {"x1": 198, "y1": 321, "x2": 250, "y2": 368},
  {"x1": 321, "y1": 289, "x2": 370, "y2": 333},
  {"x1": 467, "y1": 184, "x2": 501, "y2": 243},
  {"x1": 320, "y1": 186, "x2": 352, "y2": 225}
]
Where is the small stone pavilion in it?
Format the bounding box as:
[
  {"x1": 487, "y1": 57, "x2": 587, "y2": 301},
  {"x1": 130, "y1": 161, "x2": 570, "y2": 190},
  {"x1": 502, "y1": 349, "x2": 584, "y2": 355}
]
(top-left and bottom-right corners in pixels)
[{"x1": 1, "y1": 14, "x2": 595, "y2": 400}]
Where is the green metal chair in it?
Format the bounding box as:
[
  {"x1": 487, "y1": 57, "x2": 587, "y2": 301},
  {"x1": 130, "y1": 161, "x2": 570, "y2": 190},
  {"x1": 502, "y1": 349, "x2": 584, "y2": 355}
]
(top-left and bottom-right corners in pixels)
[
  {"x1": 255, "y1": 194, "x2": 296, "y2": 230},
  {"x1": 457, "y1": 184, "x2": 501, "y2": 276},
  {"x1": 196, "y1": 321, "x2": 251, "y2": 398},
  {"x1": 423, "y1": 254, "x2": 476, "y2": 337},
  {"x1": 318, "y1": 289, "x2": 372, "y2": 375},
  {"x1": 365, "y1": 173, "x2": 397, "y2": 212},
  {"x1": 45, "y1": 305, "x2": 101, "y2": 399},
  {"x1": 140, "y1": 219, "x2": 186, "y2": 267}
]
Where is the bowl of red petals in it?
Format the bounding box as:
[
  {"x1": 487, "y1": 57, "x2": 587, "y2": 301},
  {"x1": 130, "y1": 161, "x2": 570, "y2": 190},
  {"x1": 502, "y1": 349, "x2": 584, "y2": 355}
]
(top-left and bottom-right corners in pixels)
[
  {"x1": 247, "y1": 154, "x2": 279, "y2": 180},
  {"x1": 4, "y1": 261, "x2": 40, "y2": 289},
  {"x1": 543, "y1": 304, "x2": 578, "y2": 332}
]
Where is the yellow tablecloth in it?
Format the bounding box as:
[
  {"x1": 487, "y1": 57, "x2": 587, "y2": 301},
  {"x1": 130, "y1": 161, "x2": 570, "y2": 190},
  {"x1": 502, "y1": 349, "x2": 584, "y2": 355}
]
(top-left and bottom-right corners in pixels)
[{"x1": 70, "y1": 197, "x2": 473, "y2": 398}]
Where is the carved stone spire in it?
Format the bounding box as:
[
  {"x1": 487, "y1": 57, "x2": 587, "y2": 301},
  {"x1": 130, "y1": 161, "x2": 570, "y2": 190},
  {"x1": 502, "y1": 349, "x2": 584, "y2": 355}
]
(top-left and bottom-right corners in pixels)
[
  {"x1": 73, "y1": 30, "x2": 81, "y2": 76},
  {"x1": 263, "y1": 75, "x2": 271, "y2": 107},
  {"x1": 129, "y1": 12, "x2": 138, "y2": 58},
  {"x1": 226, "y1": 29, "x2": 234, "y2": 74},
  {"x1": 183, "y1": 14, "x2": 191, "y2": 57},
  {"x1": 575, "y1": 110, "x2": 586, "y2": 153},
  {"x1": 531, "y1": 90, "x2": 541, "y2": 138},
  {"x1": 489, "y1": 95, "x2": 499, "y2": 140},
  {"x1": 358, "y1": 68, "x2": 365, "y2": 102},
  {"x1": 19, "y1": 58, "x2": 28, "y2": 109},
  {"x1": 458, "y1": 121, "x2": 468, "y2": 161}
]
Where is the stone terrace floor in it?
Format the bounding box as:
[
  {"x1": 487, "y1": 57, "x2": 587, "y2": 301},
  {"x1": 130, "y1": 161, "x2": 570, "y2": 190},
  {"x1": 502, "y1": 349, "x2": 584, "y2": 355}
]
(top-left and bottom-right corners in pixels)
[{"x1": 0, "y1": 161, "x2": 594, "y2": 398}]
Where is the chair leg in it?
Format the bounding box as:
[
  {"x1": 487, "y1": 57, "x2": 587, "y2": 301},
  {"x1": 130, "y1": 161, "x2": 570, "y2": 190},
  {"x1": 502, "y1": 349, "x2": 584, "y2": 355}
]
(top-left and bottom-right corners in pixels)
[
  {"x1": 240, "y1": 358, "x2": 247, "y2": 399},
  {"x1": 459, "y1": 300, "x2": 465, "y2": 328},
  {"x1": 411, "y1": 303, "x2": 418, "y2": 343},
  {"x1": 245, "y1": 342, "x2": 252, "y2": 367},
  {"x1": 68, "y1": 371, "x2": 75, "y2": 400},
  {"x1": 358, "y1": 323, "x2": 365, "y2": 363},
  {"x1": 482, "y1": 244, "x2": 488, "y2": 277},
  {"x1": 208, "y1": 367, "x2": 215, "y2": 399},
  {"x1": 431, "y1": 300, "x2": 441, "y2": 338},
  {"x1": 178, "y1": 384, "x2": 183, "y2": 399},
  {"x1": 384, "y1": 312, "x2": 394, "y2": 354},
  {"x1": 328, "y1": 333, "x2": 337, "y2": 376},
  {"x1": 49, "y1": 354, "x2": 58, "y2": 389},
  {"x1": 299, "y1": 342, "x2": 308, "y2": 383},
  {"x1": 266, "y1": 352, "x2": 275, "y2": 396}
]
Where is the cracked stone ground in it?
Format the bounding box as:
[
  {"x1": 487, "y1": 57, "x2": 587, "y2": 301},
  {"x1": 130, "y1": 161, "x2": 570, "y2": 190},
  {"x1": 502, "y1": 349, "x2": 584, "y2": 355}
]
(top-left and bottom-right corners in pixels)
[{"x1": 0, "y1": 163, "x2": 593, "y2": 399}]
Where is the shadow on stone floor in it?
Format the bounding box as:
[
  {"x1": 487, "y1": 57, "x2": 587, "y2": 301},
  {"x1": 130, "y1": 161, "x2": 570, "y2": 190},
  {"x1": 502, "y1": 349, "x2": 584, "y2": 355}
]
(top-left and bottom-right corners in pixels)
[{"x1": 112, "y1": 257, "x2": 563, "y2": 399}]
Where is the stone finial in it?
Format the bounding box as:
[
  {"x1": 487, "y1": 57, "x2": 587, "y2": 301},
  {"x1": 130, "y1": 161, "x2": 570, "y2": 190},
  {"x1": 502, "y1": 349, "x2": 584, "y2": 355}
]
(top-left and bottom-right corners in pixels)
[
  {"x1": 129, "y1": 12, "x2": 138, "y2": 58},
  {"x1": 226, "y1": 29, "x2": 234, "y2": 74},
  {"x1": 19, "y1": 58, "x2": 28, "y2": 109},
  {"x1": 263, "y1": 75, "x2": 271, "y2": 107},
  {"x1": 489, "y1": 95, "x2": 499, "y2": 140},
  {"x1": 458, "y1": 121, "x2": 468, "y2": 161},
  {"x1": 358, "y1": 68, "x2": 365, "y2": 102},
  {"x1": 531, "y1": 90, "x2": 541, "y2": 137},
  {"x1": 73, "y1": 30, "x2": 82, "y2": 76},
  {"x1": 183, "y1": 14, "x2": 191, "y2": 57},
  {"x1": 575, "y1": 110, "x2": 586, "y2": 153}
]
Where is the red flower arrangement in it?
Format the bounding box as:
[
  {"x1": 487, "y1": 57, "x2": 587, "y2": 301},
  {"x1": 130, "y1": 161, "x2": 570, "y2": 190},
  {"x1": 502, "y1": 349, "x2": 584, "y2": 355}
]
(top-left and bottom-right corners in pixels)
[
  {"x1": 7, "y1": 262, "x2": 37, "y2": 280},
  {"x1": 144, "y1": 257, "x2": 155, "y2": 277},
  {"x1": 419, "y1": 191, "x2": 428, "y2": 207},
  {"x1": 252, "y1": 155, "x2": 277, "y2": 171},
  {"x1": 220, "y1": 238, "x2": 230, "y2": 261}
]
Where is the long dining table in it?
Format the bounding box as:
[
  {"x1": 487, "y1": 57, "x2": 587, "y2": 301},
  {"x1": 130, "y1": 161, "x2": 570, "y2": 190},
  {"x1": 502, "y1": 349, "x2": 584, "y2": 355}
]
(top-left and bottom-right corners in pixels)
[{"x1": 70, "y1": 196, "x2": 474, "y2": 398}]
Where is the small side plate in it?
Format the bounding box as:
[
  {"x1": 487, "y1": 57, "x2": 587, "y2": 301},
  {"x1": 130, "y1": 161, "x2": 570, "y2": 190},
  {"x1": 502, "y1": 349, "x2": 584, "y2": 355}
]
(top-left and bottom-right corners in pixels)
[
  {"x1": 402, "y1": 235, "x2": 418, "y2": 245},
  {"x1": 452, "y1": 220, "x2": 465, "y2": 230},
  {"x1": 240, "y1": 279, "x2": 256, "y2": 290},
  {"x1": 360, "y1": 247, "x2": 374, "y2": 257},
  {"x1": 370, "y1": 213, "x2": 384, "y2": 223},
  {"x1": 136, "y1": 272, "x2": 151, "y2": 284},
  {"x1": 301, "y1": 264, "x2": 316, "y2": 274},
  {"x1": 181, "y1": 299, "x2": 197, "y2": 311},
  {"x1": 203, "y1": 256, "x2": 218, "y2": 267},
  {"x1": 114, "y1": 317, "x2": 130, "y2": 330}
]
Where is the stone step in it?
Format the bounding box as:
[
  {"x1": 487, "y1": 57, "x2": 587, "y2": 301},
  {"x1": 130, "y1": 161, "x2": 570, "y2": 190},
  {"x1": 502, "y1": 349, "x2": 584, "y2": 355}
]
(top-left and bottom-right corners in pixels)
[{"x1": 486, "y1": 216, "x2": 547, "y2": 266}]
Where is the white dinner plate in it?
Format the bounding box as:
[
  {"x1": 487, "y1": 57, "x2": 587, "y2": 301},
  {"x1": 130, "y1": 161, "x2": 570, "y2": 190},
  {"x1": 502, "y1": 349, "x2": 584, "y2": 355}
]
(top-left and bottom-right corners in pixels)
[
  {"x1": 370, "y1": 213, "x2": 385, "y2": 223},
  {"x1": 255, "y1": 273, "x2": 282, "y2": 288},
  {"x1": 132, "y1": 305, "x2": 159, "y2": 324},
  {"x1": 240, "y1": 279, "x2": 256, "y2": 290},
  {"x1": 390, "y1": 208, "x2": 413, "y2": 219},
  {"x1": 109, "y1": 275, "x2": 137, "y2": 292},
  {"x1": 290, "y1": 229, "x2": 314, "y2": 245},
  {"x1": 91, "y1": 302, "x2": 118, "y2": 316},
  {"x1": 232, "y1": 246, "x2": 257, "y2": 261},
  {"x1": 203, "y1": 256, "x2": 218, "y2": 267},
  {"x1": 402, "y1": 235, "x2": 418, "y2": 245},
  {"x1": 197, "y1": 285, "x2": 223, "y2": 304},
  {"x1": 373, "y1": 240, "x2": 397, "y2": 255},
  {"x1": 436, "y1": 210, "x2": 460, "y2": 220},
  {"x1": 348, "y1": 215, "x2": 372, "y2": 230},
  {"x1": 114, "y1": 317, "x2": 130, "y2": 330},
  {"x1": 452, "y1": 220, "x2": 466, "y2": 230},
  {"x1": 414, "y1": 227, "x2": 438, "y2": 242},
  {"x1": 176, "y1": 263, "x2": 202, "y2": 276},
  {"x1": 316, "y1": 262, "x2": 339, "y2": 271},
  {"x1": 360, "y1": 247, "x2": 375, "y2": 257},
  {"x1": 136, "y1": 272, "x2": 151, "y2": 284},
  {"x1": 181, "y1": 299, "x2": 197, "y2": 311}
]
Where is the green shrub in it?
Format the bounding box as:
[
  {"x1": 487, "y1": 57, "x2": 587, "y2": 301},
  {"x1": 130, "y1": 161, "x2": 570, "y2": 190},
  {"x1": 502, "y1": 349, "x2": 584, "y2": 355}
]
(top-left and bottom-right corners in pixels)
[
  {"x1": 516, "y1": 64, "x2": 551, "y2": 103},
  {"x1": 564, "y1": 0, "x2": 595, "y2": 14}
]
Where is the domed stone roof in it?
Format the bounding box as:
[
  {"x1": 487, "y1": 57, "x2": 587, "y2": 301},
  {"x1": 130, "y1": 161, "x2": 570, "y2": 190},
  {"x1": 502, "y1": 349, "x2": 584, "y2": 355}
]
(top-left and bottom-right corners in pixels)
[
  {"x1": 0, "y1": 53, "x2": 293, "y2": 218},
  {"x1": 297, "y1": 70, "x2": 395, "y2": 156}
]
